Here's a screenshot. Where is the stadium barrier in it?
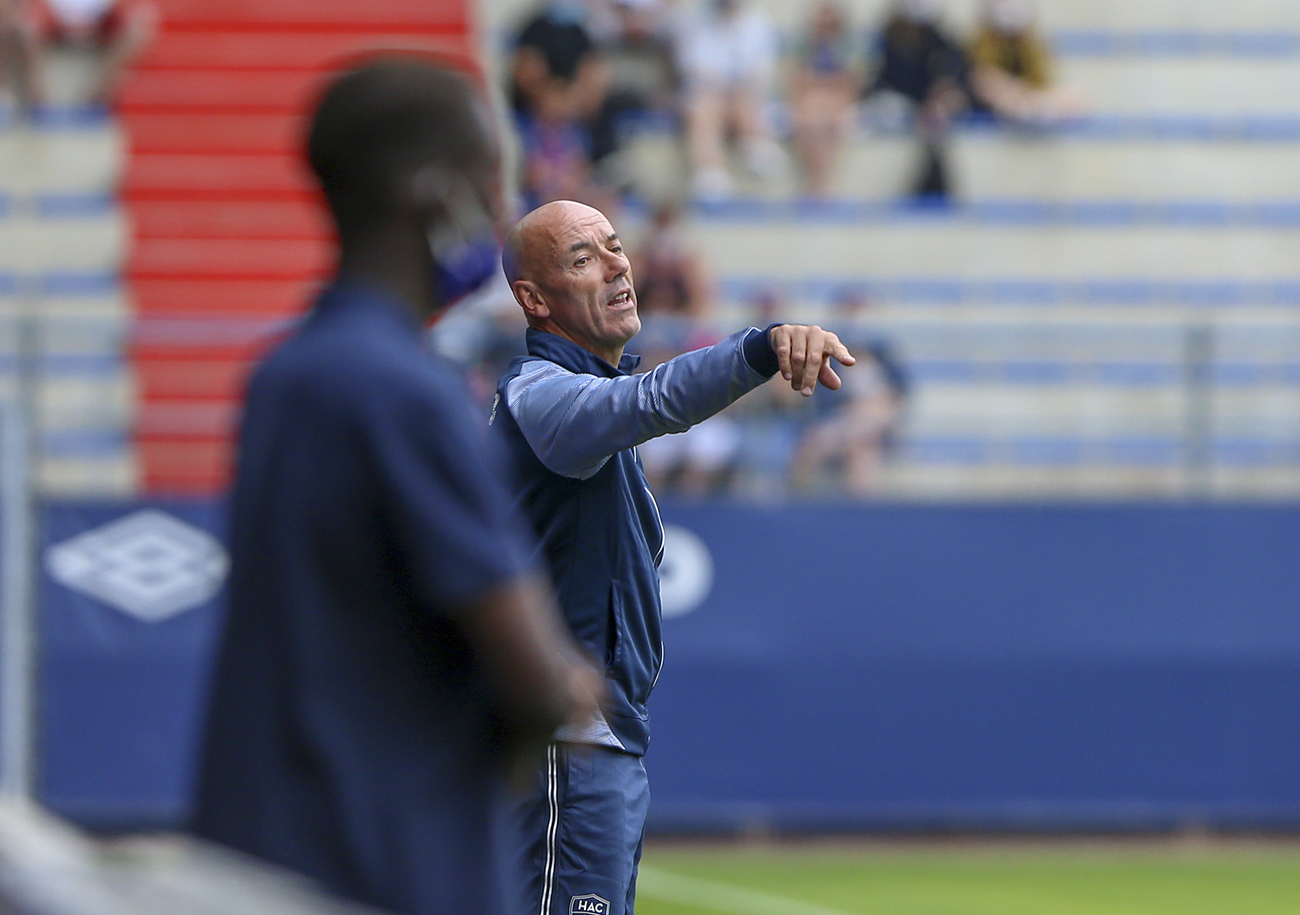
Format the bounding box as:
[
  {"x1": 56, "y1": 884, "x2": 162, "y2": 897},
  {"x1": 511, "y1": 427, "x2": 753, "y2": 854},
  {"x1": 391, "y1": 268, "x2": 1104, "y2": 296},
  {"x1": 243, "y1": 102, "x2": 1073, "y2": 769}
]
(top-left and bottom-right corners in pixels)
[{"x1": 18, "y1": 500, "x2": 1300, "y2": 832}]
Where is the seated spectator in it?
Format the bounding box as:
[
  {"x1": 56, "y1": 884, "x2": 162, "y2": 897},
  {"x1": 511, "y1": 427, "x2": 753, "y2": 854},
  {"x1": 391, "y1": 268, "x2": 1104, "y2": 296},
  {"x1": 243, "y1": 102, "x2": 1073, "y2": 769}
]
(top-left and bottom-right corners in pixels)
[
  {"x1": 631, "y1": 199, "x2": 713, "y2": 317},
  {"x1": 862, "y1": 0, "x2": 970, "y2": 198},
  {"x1": 968, "y1": 0, "x2": 1086, "y2": 124},
  {"x1": 789, "y1": 1, "x2": 860, "y2": 198},
  {"x1": 509, "y1": 1, "x2": 619, "y2": 208},
  {"x1": 675, "y1": 0, "x2": 785, "y2": 201},
  {"x1": 790, "y1": 291, "x2": 909, "y2": 496},
  {"x1": 510, "y1": 0, "x2": 610, "y2": 131},
  {"x1": 17, "y1": 0, "x2": 158, "y2": 107},
  {"x1": 516, "y1": 99, "x2": 603, "y2": 208},
  {"x1": 600, "y1": 0, "x2": 681, "y2": 124},
  {"x1": 0, "y1": 1, "x2": 34, "y2": 110}
]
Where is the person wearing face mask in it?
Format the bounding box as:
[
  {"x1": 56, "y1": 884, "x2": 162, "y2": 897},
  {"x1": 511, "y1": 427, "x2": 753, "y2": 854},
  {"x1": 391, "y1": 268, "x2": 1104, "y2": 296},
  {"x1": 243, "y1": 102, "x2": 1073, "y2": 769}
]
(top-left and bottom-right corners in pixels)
[{"x1": 190, "y1": 57, "x2": 605, "y2": 915}]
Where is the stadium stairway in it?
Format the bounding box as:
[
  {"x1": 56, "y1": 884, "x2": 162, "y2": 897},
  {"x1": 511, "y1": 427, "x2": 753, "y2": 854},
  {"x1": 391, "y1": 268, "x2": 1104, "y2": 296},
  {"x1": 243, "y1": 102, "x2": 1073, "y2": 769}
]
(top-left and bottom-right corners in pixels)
[
  {"x1": 480, "y1": 0, "x2": 1300, "y2": 500},
  {"x1": 122, "y1": 0, "x2": 476, "y2": 494}
]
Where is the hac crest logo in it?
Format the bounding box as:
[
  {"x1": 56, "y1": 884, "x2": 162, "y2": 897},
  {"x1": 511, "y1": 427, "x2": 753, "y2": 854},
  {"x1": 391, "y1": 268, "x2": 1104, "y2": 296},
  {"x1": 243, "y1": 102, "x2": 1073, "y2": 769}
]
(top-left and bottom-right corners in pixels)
[{"x1": 570, "y1": 894, "x2": 610, "y2": 915}]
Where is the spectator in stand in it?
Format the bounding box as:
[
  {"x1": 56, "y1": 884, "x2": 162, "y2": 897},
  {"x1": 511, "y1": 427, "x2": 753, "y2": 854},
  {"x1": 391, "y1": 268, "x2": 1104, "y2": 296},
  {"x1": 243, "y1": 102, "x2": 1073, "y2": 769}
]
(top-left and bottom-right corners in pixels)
[
  {"x1": 631, "y1": 199, "x2": 713, "y2": 317},
  {"x1": 510, "y1": 1, "x2": 603, "y2": 196},
  {"x1": 862, "y1": 0, "x2": 970, "y2": 198},
  {"x1": 16, "y1": 0, "x2": 157, "y2": 107},
  {"x1": 790, "y1": 289, "x2": 908, "y2": 496},
  {"x1": 515, "y1": 101, "x2": 606, "y2": 209},
  {"x1": 675, "y1": 0, "x2": 785, "y2": 201},
  {"x1": 592, "y1": 0, "x2": 682, "y2": 189},
  {"x1": 600, "y1": 0, "x2": 680, "y2": 122},
  {"x1": 0, "y1": 0, "x2": 36, "y2": 111},
  {"x1": 968, "y1": 0, "x2": 1086, "y2": 124},
  {"x1": 789, "y1": 1, "x2": 861, "y2": 198},
  {"x1": 510, "y1": 0, "x2": 609, "y2": 132},
  {"x1": 510, "y1": 0, "x2": 626, "y2": 209}
]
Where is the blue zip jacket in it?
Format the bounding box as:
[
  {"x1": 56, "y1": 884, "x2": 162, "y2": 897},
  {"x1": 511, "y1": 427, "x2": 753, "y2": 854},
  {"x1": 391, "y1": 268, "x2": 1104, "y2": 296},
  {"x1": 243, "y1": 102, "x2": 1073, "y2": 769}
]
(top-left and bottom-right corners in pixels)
[{"x1": 491, "y1": 326, "x2": 780, "y2": 755}]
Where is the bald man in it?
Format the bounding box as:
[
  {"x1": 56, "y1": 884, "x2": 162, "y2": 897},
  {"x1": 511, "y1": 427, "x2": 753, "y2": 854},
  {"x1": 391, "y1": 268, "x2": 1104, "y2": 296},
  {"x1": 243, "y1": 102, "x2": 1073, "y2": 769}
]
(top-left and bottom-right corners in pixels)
[{"x1": 490, "y1": 200, "x2": 854, "y2": 915}]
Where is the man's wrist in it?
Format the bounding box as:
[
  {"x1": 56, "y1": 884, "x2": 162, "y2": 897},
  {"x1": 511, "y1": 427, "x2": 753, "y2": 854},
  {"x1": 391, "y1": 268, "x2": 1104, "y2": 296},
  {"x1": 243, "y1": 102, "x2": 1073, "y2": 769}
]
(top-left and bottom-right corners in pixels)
[{"x1": 742, "y1": 323, "x2": 783, "y2": 377}]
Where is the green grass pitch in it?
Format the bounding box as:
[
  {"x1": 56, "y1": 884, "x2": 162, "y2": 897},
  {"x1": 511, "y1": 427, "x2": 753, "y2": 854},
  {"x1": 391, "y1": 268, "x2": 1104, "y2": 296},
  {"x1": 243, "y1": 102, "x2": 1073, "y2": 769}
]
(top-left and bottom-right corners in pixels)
[{"x1": 634, "y1": 838, "x2": 1300, "y2": 915}]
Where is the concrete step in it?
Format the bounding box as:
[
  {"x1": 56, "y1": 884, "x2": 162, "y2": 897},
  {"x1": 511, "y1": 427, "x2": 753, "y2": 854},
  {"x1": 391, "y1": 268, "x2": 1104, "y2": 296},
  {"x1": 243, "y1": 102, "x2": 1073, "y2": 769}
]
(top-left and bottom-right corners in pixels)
[
  {"x1": 1212, "y1": 389, "x2": 1300, "y2": 435},
  {"x1": 903, "y1": 384, "x2": 1187, "y2": 437},
  {"x1": 1059, "y1": 58, "x2": 1300, "y2": 115},
  {"x1": 0, "y1": 374, "x2": 132, "y2": 430},
  {"x1": 623, "y1": 128, "x2": 1300, "y2": 201},
  {"x1": 687, "y1": 218, "x2": 1300, "y2": 281},
  {"x1": 42, "y1": 381, "x2": 134, "y2": 433},
  {"x1": 38, "y1": 452, "x2": 137, "y2": 496},
  {"x1": 0, "y1": 215, "x2": 124, "y2": 273},
  {"x1": 0, "y1": 127, "x2": 123, "y2": 196}
]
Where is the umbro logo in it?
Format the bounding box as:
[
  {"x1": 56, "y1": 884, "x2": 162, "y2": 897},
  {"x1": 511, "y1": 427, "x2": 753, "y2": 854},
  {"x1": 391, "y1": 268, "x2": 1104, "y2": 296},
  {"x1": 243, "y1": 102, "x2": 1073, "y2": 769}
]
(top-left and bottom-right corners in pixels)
[
  {"x1": 570, "y1": 894, "x2": 610, "y2": 915},
  {"x1": 45, "y1": 509, "x2": 228, "y2": 622}
]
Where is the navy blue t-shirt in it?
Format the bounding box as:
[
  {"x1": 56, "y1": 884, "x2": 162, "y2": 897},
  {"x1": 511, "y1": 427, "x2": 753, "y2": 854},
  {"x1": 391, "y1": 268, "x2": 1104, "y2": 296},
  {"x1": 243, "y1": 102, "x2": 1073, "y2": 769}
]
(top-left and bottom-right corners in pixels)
[{"x1": 193, "y1": 279, "x2": 532, "y2": 915}]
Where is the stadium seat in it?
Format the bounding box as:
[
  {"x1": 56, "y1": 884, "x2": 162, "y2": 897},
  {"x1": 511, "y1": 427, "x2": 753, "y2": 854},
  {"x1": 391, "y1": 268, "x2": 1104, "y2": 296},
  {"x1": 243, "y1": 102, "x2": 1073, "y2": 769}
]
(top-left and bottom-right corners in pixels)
[{"x1": 122, "y1": 2, "x2": 476, "y2": 493}]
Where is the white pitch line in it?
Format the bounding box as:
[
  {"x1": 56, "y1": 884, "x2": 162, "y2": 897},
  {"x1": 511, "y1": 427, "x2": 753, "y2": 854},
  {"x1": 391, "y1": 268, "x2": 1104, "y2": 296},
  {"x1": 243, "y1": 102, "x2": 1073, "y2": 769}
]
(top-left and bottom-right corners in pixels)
[{"x1": 636, "y1": 865, "x2": 859, "y2": 915}]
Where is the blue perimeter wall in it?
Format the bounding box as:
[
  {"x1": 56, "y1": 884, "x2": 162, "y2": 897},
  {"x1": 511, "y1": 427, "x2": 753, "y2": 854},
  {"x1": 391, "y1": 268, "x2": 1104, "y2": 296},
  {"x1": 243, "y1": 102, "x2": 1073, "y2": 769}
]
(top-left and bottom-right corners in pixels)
[{"x1": 31, "y1": 502, "x2": 1300, "y2": 832}]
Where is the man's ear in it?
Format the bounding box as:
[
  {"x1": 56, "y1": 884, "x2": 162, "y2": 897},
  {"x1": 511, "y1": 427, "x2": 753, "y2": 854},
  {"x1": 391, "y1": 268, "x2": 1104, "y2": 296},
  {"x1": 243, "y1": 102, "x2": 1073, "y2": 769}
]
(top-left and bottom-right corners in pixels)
[{"x1": 513, "y1": 281, "x2": 550, "y2": 321}]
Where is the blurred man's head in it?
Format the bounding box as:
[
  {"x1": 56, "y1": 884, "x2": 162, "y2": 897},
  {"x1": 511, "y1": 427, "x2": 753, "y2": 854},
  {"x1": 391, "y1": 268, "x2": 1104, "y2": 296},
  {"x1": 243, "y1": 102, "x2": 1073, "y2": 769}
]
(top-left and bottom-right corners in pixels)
[
  {"x1": 504, "y1": 200, "x2": 640, "y2": 367},
  {"x1": 307, "y1": 57, "x2": 504, "y2": 306}
]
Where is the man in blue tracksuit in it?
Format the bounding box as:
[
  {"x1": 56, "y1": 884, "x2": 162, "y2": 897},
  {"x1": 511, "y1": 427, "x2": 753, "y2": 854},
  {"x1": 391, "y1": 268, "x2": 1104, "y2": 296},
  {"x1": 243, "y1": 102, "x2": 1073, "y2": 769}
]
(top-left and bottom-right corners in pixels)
[{"x1": 491, "y1": 199, "x2": 855, "y2": 915}]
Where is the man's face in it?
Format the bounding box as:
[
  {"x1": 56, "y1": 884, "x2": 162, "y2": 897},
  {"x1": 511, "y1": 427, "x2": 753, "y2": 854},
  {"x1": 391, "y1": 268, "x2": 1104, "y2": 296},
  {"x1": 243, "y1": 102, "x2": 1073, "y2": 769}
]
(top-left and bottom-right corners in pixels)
[{"x1": 536, "y1": 206, "x2": 640, "y2": 364}]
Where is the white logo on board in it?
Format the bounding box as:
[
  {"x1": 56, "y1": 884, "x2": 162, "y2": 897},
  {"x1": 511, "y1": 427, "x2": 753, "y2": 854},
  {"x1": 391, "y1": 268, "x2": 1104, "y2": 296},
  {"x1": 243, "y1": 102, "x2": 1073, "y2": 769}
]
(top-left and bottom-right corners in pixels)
[
  {"x1": 45, "y1": 510, "x2": 229, "y2": 623},
  {"x1": 658, "y1": 524, "x2": 713, "y2": 619}
]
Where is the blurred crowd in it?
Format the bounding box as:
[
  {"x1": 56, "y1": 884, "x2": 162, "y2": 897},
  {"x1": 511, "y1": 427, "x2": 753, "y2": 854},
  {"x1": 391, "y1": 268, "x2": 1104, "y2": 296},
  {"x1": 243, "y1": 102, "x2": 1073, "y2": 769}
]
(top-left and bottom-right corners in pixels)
[
  {"x1": 504, "y1": 0, "x2": 1084, "y2": 205},
  {"x1": 458, "y1": 0, "x2": 1084, "y2": 499}
]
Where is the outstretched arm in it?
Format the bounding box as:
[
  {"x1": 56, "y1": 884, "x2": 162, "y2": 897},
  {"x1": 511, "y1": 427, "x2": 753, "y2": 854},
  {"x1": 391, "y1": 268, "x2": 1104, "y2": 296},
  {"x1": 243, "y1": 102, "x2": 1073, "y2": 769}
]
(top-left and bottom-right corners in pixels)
[
  {"x1": 503, "y1": 325, "x2": 855, "y2": 478},
  {"x1": 503, "y1": 326, "x2": 776, "y2": 478}
]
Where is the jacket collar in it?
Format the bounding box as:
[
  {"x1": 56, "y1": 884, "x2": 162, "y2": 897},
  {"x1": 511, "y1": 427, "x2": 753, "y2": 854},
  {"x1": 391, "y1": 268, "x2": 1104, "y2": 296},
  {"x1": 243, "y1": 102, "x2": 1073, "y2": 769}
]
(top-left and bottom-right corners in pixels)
[{"x1": 526, "y1": 328, "x2": 642, "y2": 376}]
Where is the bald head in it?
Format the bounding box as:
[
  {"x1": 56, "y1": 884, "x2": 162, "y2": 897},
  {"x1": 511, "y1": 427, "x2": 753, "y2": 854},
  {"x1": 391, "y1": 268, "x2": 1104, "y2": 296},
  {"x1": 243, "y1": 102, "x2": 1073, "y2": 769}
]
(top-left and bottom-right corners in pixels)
[
  {"x1": 503, "y1": 200, "x2": 641, "y2": 366},
  {"x1": 503, "y1": 200, "x2": 603, "y2": 285}
]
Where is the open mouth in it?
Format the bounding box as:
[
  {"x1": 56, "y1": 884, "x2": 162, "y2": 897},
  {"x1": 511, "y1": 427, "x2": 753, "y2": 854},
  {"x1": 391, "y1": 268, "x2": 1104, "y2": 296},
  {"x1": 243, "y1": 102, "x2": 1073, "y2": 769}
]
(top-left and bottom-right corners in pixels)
[{"x1": 609, "y1": 290, "x2": 633, "y2": 308}]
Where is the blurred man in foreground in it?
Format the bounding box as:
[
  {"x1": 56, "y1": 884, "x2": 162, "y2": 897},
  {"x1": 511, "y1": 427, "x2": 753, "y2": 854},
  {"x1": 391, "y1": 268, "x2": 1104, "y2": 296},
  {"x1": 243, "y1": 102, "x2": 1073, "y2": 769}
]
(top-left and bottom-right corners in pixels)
[
  {"x1": 491, "y1": 199, "x2": 854, "y2": 914},
  {"x1": 192, "y1": 60, "x2": 603, "y2": 915}
]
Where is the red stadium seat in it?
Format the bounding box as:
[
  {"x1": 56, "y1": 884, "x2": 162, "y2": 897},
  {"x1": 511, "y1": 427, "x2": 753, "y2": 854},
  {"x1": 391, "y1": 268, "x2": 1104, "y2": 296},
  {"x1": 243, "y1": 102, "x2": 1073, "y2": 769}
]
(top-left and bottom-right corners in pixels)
[
  {"x1": 124, "y1": 113, "x2": 303, "y2": 155},
  {"x1": 132, "y1": 277, "x2": 318, "y2": 316},
  {"x1": 123, "y1": 152, "x2": 314, "y2": 199},
  {"x1": 154, "y1": 0, "x2": 467, "y2": 31},
  {"x1": 117, "y1": 69, "x2": 328, "y2": 114},
  {"x1": 137, "y1": 31, "x2": 470, "y2": 71},
  {"x1": 124, "y1": 1, "x2": 476, "y2": 494},
  {"x1": 131, "y1": 199, "x2": 330, "y2": 240},
  {"x1": 129, "y1": 238, "x2": 332, "y2": 280}
]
